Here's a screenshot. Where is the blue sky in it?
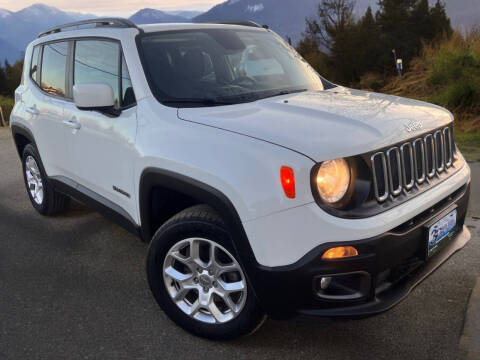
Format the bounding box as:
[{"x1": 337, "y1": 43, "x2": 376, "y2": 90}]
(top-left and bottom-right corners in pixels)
[{"x1": 0, "y1": 0, "x2": 224, "y2": 16}]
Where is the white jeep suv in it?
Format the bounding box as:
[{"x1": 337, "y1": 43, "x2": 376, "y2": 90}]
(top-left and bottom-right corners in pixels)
[{"x1": 10, "y1": 18, "x2": 472, "y2": 340}]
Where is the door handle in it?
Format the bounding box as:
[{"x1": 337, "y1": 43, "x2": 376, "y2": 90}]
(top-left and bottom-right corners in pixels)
[
  {"x1": 63, "y1": 118, "x2": 81, "y2": 130},
  {"x1": 26, "y1": 106, "x2": 39, "y2": 115}
]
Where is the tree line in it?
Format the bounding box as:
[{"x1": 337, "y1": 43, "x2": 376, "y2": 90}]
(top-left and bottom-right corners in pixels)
[
  {"x1": 0, "y1": 1, "x2": 454, "y2": 96},
  {"x1": 297, "y1": 0, "x2": 452, "y2": 87},
  {"x1": 0, "y1": 60, "x2": 23, "y2": 97}
]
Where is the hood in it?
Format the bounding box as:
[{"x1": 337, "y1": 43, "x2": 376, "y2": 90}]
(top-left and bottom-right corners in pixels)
[{"x1": 177, "y1": 88, "x2": 453, "y2": 162}]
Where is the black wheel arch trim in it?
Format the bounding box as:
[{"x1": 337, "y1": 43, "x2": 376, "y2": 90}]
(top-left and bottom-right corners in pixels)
[
  {"x1": 11, "y1": 124, "x2": 38, "y2": 158},
  {"x1": 139, "y1": 167, "x2": 255, "y2": 250}
]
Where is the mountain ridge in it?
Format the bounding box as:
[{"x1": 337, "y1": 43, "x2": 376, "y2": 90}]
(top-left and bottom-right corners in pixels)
[
  {"x1": 1, "y1": 1, "x2": 478, "y2": 64},
  {"x1": 129, "y1": 8, "x2": 189, "y2": 24}
]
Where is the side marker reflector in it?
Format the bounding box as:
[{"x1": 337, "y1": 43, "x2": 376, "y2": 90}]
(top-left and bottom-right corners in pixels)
[{"x1": 280, "y1": 166, "x2": 296, "y2": 199}]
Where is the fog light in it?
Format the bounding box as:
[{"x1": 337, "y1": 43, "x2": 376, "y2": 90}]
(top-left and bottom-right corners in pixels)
[
  {"x1": 322, "y1": 246, "x2": 358, "y2": 260},
  {"x1": 314, "y1": 272, "x2": 371, "y2": 300},
  {"x1": 320, "y1": 276, "x2": 332, "y2": 290}
]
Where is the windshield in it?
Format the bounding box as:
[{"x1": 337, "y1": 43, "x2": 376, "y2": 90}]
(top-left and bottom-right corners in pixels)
[{"x1": 138, "y1": 28, "x2": 328, "y2": 107}]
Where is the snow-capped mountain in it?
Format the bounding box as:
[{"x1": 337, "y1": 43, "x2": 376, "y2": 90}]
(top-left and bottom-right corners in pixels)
[
  {"x1": 0, "y1": 4, "x2": 201, "y2": 64},
  {"x1": 129, "y1": 8, "x2": 189, "y2": 25},
  {"x1": 1, "y1": 0, "x2": 478, "y2": 65},
  {"x1": 165, "y1": 10, "x2": 203, "y2": 19},
  {"x1": 0, "y1": 9, "x2": 12, "y2": 18},
  {"x1": 194, "y1": 0, "x2": 319, "y2": 45},
  {"x1": 0, "y1": 4, "x2": 94, "y2": 63}
]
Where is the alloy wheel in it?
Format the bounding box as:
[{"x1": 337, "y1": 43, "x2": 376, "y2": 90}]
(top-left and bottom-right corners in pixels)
[
  {"x1": 25, "y1": 155, "x2": 44, "y2": 205},
  {"x1": 163, "y1": 238, "x2": 247, "y2": 324}
]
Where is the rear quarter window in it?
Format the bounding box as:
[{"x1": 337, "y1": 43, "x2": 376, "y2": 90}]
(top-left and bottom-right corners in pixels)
[{"x1": 30, "y1": 45, "x2": 40, "y2": 85}]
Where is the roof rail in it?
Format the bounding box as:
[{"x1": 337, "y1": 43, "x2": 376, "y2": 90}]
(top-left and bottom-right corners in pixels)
[
  {"x1": 205, "y1": 21, "x2": 267, "y2": 29},
  {"x1": 38, "y1": 18, "x2": 139, "y2": 38}
]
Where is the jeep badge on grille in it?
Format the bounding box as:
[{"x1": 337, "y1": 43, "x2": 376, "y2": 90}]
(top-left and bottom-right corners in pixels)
[{"x1": 404, "y1": 120, "x2": 423, "y2": 132}]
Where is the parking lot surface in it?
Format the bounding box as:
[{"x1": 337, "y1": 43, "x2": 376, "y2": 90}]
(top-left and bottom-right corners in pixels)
[{"x1": 0, "y1": 128, "x2": 479, "y2": 360}]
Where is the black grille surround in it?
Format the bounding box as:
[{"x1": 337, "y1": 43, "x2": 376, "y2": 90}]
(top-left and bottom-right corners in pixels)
[{"x1": 312, "y1": 124, "x2": 465, "y2": 219}]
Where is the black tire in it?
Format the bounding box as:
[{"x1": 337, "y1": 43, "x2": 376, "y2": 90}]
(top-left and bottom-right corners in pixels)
[
  {"x1": 147, "y1": 205, "x2": 266, "y2": 340},
  {"x1": 22, "y1": 144, "x2": 70, "y2": 216}
]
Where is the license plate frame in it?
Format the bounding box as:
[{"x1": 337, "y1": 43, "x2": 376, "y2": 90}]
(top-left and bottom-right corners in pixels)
[{"x1": 425, "y1": 207, "x2": 457, "y2": 259}]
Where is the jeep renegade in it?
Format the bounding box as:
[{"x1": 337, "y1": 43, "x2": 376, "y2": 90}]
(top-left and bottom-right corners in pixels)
[{"x1": 10, "y1": 18, "x2": 471, "y2": 340}]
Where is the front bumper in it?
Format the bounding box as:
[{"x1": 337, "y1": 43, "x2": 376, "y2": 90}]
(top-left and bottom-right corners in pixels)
[{"x1": 248, "y1": 183, "x2": 471, "y2": 320}]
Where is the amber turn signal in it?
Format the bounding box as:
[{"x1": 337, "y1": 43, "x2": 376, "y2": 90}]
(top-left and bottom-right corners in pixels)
[{"x1": 322, "y1": 246, "x2": 358, "y2": 260}]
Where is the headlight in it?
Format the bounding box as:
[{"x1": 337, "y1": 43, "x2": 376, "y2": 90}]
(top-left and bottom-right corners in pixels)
[{"x1": 315, "y1": 158, "x2": 351, "y2": 204}]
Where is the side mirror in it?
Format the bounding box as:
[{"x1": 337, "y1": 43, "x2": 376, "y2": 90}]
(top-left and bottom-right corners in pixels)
[{"x1": 73, "y1": 83, "x2": 120, "y2": 116}]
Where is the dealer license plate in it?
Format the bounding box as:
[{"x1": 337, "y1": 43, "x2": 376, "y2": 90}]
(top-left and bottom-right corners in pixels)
[{"x1": 427, "y1": 209, "x2": 457, "y2": 258}]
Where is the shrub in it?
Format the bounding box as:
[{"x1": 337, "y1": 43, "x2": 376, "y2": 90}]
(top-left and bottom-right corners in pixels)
[
  {"x1": 359, "y1": 73, "x2": 387, "y2": 92},
  {"x1": 432, "y1": 81, "x2": 480, "y2": 108},
  {"x1": 423, "y1": 29, "x2": 480, "y2": 111},
  {"x1": 0, "y1": 104, "x2": 13, "y2": 126},
  {"x1": 0, "y1": 96, "x2": 13, "y2": 126}
]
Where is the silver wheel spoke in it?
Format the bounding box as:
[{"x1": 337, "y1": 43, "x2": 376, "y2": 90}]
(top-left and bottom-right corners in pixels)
[
  {"x1": 217, "y1": 263, "x2": 238, "y2": 275},
  {"x1": 165, "y1": 266, "x2": 191, "y2": 283},
  {"x1": 170, "y1": 251, "x2": 191, "y2": 265},
  {"x1": 208, "y1": 299, "x2": 225, "y2": 323},
  {"x1": 222, "y1": 294, "x2": 239, "y2": 314},
  {"x1": 188, "y1": 300, "x2": 201, "y2": 316},
  {"x1": 190, "y1": 240, "x2": 206, "y2": 267},
  {"x1": 173, "y1": 284, "x2": 196, "y2": 302},
  {"x1": 207, "y1": 244, "x2": 216, "y2": 267},
  {"x1": 220, "y1": 280, "x2": 245, "y2": 293}
]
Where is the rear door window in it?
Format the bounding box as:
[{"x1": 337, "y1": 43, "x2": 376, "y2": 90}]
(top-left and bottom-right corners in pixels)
[{"x1": 40, "y1": 41, "x2": 68, "y2": 97}]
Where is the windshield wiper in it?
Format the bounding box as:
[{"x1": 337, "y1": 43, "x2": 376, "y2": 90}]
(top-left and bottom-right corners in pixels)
[
  {"x1": 162, "y1": 98, "x2": 235, "y2": 106},
  {"x1": 271, "y1": 88, "x2": 309, "y2": 97}
]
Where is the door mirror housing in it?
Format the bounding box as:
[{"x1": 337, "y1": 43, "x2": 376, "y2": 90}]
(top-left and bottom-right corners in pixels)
[{"x1": 73, "y1": 83, "x2": 120, "y2": 116}]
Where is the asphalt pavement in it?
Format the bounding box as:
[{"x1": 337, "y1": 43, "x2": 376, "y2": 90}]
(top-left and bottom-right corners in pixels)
[{"x1": 0, "y1": 127, "x2": 479, "y2": 360}]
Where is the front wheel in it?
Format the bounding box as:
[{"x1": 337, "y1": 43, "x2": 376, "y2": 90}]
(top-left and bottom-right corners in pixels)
[{"x1": 146, "y1": 205, "x2": 265, "y2": 340}]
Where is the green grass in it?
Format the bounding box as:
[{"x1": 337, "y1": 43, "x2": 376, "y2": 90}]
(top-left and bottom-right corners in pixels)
[
  {"x1": 0, "y1": 95, "x2": 14, "y2": 126},
  {"x1": 455, "y1": 130, "x2": 480, "y2": 162},
  {"x1": 0, "y1": 95, "x2": 13, "y2": 106}
]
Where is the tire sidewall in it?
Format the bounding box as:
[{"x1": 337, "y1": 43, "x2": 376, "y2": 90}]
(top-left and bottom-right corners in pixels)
[{"x1": 147, "y1": 218, "x2": 264, "y2": 340}]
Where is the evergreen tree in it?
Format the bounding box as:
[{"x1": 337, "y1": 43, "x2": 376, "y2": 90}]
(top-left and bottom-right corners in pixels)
[
  {"x1": 0, "y1": 64, "x2": 6, "y2": 96},
  {"x1": 0, "y1": 60, "x2": 24, "y2": 96},
  {"x1": 411, "y1": 0, "x2": 433, "y2": 43},
  {"x1": 430, "y1": 0, "x2": 452, "y2": 38},
  {"x1": 376, "y1": 0, "x2": 418, "y2": 72},
  {"x1": 304, "y1": 0, "x2": 361, "y2": 84},
  {"x1": 357, "y1": 7, "x2": 383, "y2": 74}
]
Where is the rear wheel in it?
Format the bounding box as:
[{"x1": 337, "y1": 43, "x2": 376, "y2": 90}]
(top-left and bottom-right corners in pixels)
[
  {"x1": 147, "y1": 205, "x2": 265, "y2": 340},
  {"x1": 22, "y1": 144, "x2": 70, "y2": 215}
]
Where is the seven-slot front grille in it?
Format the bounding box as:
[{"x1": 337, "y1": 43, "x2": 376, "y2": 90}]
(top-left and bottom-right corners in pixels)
[{"x1": 371, "y1": 126, "x2": 456, "y2": 202}]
